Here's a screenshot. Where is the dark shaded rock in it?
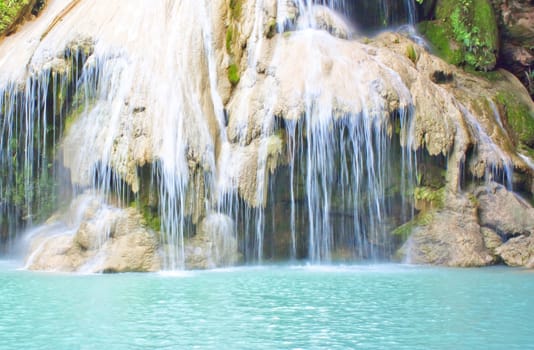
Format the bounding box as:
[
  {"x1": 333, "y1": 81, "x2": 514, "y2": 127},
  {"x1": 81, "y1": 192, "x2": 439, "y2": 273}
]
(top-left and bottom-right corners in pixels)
[
  {"x1": 431, "y1": 70, "x2": 454, "y2": 84},
  {"x1": 491, "y1": 0, "x2": 534, "y2": 96}
]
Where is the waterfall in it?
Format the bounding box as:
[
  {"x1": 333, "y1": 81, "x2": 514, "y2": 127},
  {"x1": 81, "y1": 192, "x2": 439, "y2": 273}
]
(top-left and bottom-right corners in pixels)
[
  {"x1": 0, "y1": 51, "x2": 86, "y2": 252},
  {"x1": 0, "y1": 0, "x2": 419, "y2": 265},
  {"x1": 276, "y1": 0, "x2": 417, "y2": 35},
  {"x1": 0, "y1": 0, "x2": 524, "y2": 271},
  {"x1": 279, "y1": 109, "x2": 416, "y2": 261},
  {"x1": 223, "y1": 0, "x2": 418, "y2": 262}
]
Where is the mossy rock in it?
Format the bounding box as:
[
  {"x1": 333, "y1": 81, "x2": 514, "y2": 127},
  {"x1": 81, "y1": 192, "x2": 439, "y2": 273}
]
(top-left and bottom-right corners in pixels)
[
  {"x1": 225, "y1": 27, "x2": 234, "y2": 53},
  {"x1": 229, "y1": 0, "x2": 242, "y2": 20},
  {"x1": 138, "y1": 202, "x2": 161, "y2": 233},
  {"x1": 227, "y1": 63, "x2": 240, "y2": 86},
  {"x1": 418, "y1": 20, "x2": 463, "y2": 66},
  {"x1": 0, "y1": 0, "x2": 44, "y2": 37},
  {"x1": 495, "y1": 91, "x2": 534, "y2": 148},
  {"x1": 414, "y1": 186, "x2": 445, "y2": 208},
  {"x1": 392, "y1": 211, "x2": 434, "y2": 238},
  {"x1": 419, "y1": 0, "x2": 498, "y2": 71},
  {"x1": 0, "y1": 0, "x2": 30, "y2": 36}
]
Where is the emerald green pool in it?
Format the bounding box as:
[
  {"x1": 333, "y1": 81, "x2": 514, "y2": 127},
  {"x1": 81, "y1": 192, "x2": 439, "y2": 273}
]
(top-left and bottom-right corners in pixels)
[{"x1": 0, "y1": 261, "x2": 532, "y2": 349}]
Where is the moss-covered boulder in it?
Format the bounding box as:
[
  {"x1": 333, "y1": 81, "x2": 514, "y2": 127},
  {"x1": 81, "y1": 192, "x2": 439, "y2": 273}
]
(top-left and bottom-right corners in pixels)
[
  {"x1": 0, "y1": 0, "x2": 43, "y2": 37},
  {"x1": 418, "y1": 0, "x2": 499, "y2": 71},
  {"x1": 495, "y1": 91, "x2": 534, "y2": 148}
]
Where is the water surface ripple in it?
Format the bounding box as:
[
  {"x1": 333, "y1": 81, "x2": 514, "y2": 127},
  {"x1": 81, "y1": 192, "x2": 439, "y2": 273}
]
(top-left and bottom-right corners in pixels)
[{"x1": 0, "y1": 262, "x2": 532, "y2": 349}]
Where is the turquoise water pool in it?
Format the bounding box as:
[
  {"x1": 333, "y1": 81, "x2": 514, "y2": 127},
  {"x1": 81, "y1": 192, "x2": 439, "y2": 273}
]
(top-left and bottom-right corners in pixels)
[{"x1": 0, "y1": 262, "x2": 532, "y2": 349}]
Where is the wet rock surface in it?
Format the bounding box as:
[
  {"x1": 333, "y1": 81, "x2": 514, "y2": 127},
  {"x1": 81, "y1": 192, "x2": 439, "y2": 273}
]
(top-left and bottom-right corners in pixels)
[
  {"x1": 25, "y1": 195, "x2": 161, "y2": 273},
  {"x1": 476, "y1": 183, "x2": 534, "y2": 239},
  {"x1": 184, "y1": 214, "x2": 240, "y2": 270},
  {"x1": 495, "y1": 234, "x2": 534, "y2": 267},
  {"x1": 399, "y1": 183, "x2": 534, "y2": 268},
  {"x1": 400, "y1": 193, "x2": 495, "y2": 267}
]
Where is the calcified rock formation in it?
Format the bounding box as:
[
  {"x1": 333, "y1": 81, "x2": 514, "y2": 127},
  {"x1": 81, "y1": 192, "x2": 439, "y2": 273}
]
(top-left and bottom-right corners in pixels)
[
  {"x1": 400, "y1": 192, "x2": 496, "y2": 267},
  {"x1": 1, "y1": 0, "x2": 534, "y2": 271},
  {"x1": 25, "y1": 194, "x2": 161, "y2": 273}
]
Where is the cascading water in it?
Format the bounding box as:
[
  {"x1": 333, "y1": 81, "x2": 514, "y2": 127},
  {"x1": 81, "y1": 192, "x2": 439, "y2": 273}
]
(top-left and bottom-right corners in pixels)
[
  {"x1": 277, "y1": 0, "x2": 417, "y2": 34},
  {"x1": 0, "y1": 47, "x2": 88, "y2": 252},
  {"x1": 0, "y1": 0, "x2": 528, "y2": 271},
  {"x1": 276, "y1": 109, "x2": 416, "y2": 261},
  {"x1": 219, "y1": 0, "x2": 420, "y2": 263}
]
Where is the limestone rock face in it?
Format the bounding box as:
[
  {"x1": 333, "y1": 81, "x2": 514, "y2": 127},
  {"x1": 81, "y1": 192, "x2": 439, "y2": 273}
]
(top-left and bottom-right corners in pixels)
[
  {"x1": 481, "y1": 227, "x2": 503, "y2": 254},
  {"x1": 401, "y1": 193, "x2": 495, "y2": 267},
  {"x1": 184, "y1": 213, "x2": 240, "y2": 269},
  {"x1": 25, "y1": 195, "x2": 161, "y2": 273},
  {"x1": 400, "y1": 183, "x2": 534, "y2": 268},
  {"x1": 100, "y1": 228, "x2": 160, "y2": 273},
  {"x1": 495, "y1": 235, "x2": 534, "y2": 268},
  {"x1": 475, "y1": 182, "x2": 534, "y2": 268},
  {"x1": 26, "y1": 234, "x2": 84, "y2": 271},
  {"x1": 476, "y1": 183, "x2": 534, "y2": 239}
]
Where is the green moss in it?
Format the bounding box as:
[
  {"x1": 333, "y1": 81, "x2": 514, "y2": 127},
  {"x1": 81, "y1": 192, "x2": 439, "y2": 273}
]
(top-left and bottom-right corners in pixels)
[
  {"x1": 464, "y1": 66, "x2": 502, "y2": 82},
  {"x1": 449, "y1": 0, "x2": 497, "y2": 70},
  {"x1": 226, "y1": 0, "x2": 244, "y2": 88},
  {"x1": 64, "y1": 99, "x2": 91, "y2": 134},
  {"x1": 130, "y1": 197, "x2": 161, "y2": 233},
  {"x1": 405, "y1": 44, "x2": 418, "y2": 64},
  {"x1": 141, "y1": 205, "x2": 161, "y2": 232},
  {"x1": 0, "y1": 0, "x2": 31, "y2": 36},
  {"x1": 418, "y1": 21, "x2": 463, "y2": 66},
  {"x1": 420, "y1": 0, "x2": 498, "y2": 71},
  {"x1": 266, "y1": 18, "x2": 277, "y2": 39},
  {"x1": 225, "y1": 27, "x2": 233, "y2": 53},
  {"x1": 228, "y1": 63, "x2": 240, "y2": 86},
  {"x1": 392, "y1": 211, "x2": 434, "y2": 238},
  {"x1": 414, "y1": 186, "x2": 446, "y2": 208},
  {"x1": 229, "y1": 0, "x2": 242, "y2": 20},
  {"x1": 495, "y1": 92, "x2": 534, "y2": 147}
]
